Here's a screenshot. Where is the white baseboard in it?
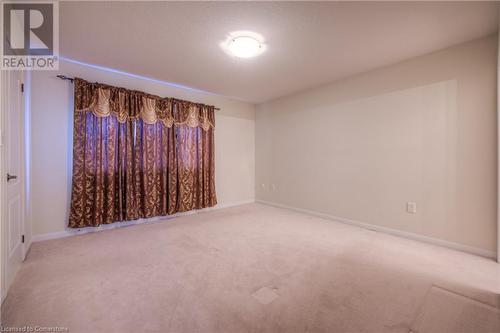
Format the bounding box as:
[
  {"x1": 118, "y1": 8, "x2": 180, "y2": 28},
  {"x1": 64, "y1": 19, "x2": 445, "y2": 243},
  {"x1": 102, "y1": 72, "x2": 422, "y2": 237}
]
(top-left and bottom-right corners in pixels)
[
  {"x1": 32, "y1": 199, "x2": 255, "y2": 243},
  {"x1": 256, "y1": 200, "x2": 497, "y2": 260}
]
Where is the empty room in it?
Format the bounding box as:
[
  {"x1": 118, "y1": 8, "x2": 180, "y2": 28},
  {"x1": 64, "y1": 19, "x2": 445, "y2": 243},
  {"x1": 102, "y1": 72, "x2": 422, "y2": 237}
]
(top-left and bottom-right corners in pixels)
[{"x1": 1, "y1": 1, "x2": 499, "y2": 332}]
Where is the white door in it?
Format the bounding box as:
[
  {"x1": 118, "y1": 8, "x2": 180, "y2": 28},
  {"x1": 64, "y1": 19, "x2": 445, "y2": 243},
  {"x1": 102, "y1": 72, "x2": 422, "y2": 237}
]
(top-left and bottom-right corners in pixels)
[{"x1": 1, "y1": 70, "x2": 25, "y2": 301}]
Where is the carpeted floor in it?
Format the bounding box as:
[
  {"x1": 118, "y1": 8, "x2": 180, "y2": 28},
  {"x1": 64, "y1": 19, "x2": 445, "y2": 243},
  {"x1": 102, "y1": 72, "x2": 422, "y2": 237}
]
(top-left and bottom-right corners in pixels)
[{"x1": 2, "y1": 203, "x2": 500, "y2": 332}]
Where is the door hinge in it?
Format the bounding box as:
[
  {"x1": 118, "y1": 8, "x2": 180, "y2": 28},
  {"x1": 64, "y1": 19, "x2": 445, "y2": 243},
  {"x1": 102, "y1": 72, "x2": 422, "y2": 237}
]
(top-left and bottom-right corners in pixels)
[
  {"x1": 21, "y1": 235, "x2": 25, "y2": 243},
  {"x1": 21, "y1": 83, "x2": 24, "y2": 93}
]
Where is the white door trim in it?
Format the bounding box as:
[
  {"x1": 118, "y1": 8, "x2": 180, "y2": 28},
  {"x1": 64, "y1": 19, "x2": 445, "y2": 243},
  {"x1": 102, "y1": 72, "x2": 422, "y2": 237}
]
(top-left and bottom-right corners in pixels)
[
  {"x1": 0, "y1": 67, "x2": 3, "y2": 305},
  {"x1": 22, "y1": 71, "x2": 32, "y2": 258},
  {"x1": 497, "y1": 21, "x2": 500, "y2": 264}
]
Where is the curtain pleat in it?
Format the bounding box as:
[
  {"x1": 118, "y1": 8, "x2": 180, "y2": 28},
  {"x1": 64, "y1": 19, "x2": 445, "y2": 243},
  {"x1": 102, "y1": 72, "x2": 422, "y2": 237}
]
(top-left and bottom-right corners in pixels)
[{"x1": 68, "y1": 78, "x2": 217, "y2": 228}]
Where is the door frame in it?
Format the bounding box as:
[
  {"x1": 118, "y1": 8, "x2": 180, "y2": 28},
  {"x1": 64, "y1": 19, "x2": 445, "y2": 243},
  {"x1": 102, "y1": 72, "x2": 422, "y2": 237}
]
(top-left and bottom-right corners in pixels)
[{"x1": 497, "y1": 28, "x2": 500, "y2": 264}]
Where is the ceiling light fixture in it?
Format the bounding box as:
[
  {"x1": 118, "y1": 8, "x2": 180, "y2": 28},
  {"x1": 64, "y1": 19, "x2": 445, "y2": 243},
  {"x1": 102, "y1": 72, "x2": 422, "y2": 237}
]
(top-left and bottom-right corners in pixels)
[
  {"x1": 227, "y1": 36, "x2": 262, "y2": 58},
  {"x1": 221, "y1": 32, "x2": 266, "y2": 59}
]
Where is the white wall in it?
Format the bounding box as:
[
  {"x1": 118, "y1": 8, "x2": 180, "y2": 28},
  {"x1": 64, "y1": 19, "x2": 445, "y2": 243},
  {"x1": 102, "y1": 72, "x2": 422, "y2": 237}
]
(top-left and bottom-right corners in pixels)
[
  {"x1": 30, "y1": 59, "x2": 255, "y2": 237},
  {"x1": 256, "y1": 35, "x2": 498, "y2": 256}
]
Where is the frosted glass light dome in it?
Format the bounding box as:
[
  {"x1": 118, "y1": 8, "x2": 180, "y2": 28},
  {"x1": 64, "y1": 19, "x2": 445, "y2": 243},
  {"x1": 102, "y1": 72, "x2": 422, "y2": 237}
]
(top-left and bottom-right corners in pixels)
[{"x1": 227, "y1": 36, "x2": 263, "y2": 58}]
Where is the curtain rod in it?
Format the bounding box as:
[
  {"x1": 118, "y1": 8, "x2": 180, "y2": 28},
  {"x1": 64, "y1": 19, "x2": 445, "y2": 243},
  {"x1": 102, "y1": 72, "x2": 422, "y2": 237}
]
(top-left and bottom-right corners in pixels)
[{"x1": 56, "y1": 75, "x2": 221, "y2": 111}]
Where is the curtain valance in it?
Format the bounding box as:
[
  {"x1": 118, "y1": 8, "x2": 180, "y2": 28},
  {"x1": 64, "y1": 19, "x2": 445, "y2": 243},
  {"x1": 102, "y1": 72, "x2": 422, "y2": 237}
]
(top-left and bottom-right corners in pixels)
[{"x1": 74, "y1": 78, "x2": 215, "y2": 130}]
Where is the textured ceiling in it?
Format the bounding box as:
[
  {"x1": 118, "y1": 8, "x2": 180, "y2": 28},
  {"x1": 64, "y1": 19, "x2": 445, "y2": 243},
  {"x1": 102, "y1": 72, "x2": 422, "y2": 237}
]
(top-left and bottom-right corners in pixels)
[{"x1": 60, "y1": 1, "x2": 499, "y2": 103}]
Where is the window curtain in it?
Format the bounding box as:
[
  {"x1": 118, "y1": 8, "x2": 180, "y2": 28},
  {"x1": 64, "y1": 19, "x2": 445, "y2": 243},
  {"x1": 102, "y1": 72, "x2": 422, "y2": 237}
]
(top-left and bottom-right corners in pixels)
[{"x1": 68, "y1": 78, "x2": 216, "y2": 228}]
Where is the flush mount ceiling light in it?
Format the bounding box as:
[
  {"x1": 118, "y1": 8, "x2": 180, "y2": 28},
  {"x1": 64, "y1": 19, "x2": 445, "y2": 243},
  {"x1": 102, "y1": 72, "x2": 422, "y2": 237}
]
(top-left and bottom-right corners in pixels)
[
  {"x1": 221, "y1": 32, "x2": 266, "y2": 59},
  {"x1": 228, "y1": 36, "x2": 262, "y2": 58}
]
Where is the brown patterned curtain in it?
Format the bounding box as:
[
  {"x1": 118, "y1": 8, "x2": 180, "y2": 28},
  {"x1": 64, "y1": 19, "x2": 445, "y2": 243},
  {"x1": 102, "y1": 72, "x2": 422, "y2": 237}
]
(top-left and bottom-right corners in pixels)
[{"x1": 69, "y1": 78, "x2": 216, "y2": 228}]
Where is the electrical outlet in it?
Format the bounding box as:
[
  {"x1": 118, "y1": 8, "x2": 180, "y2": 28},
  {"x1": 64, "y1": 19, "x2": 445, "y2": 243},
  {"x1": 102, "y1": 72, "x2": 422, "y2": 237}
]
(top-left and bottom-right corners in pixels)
[{"x1": 407, "y1": 202, "x2": 417, "y2": 214}]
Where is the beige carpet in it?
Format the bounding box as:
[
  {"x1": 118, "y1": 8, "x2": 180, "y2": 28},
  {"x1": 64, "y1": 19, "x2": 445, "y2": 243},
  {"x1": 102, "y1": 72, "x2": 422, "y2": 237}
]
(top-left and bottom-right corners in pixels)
[{"x1": 2, "y1": 203, "x2": 500, "y2": 333}]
